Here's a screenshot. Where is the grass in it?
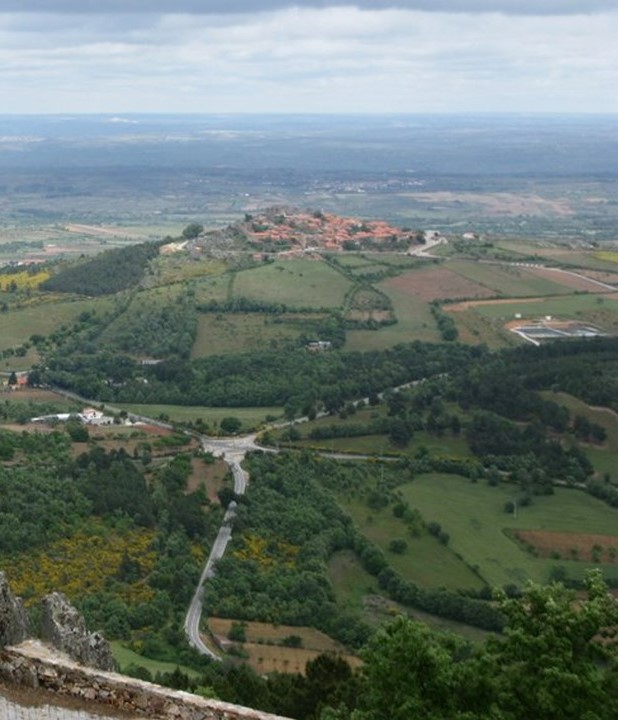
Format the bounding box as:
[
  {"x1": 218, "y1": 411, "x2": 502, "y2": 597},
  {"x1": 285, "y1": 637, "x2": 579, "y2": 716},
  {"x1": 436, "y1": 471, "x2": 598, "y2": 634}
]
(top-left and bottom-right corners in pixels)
[
  {"x1": 449, "y1": 308, "x2": 515, "y2": 348},
  {"x1": 595, "y1": 252, "x2": 618, "y2": 266},
  {"x1": 0, "y1": 297, "x2": 112, "y2": 352},
  {"x1": 233, "y1": 259, "x2": 351, "y2": 309},
  {"x1": 112, "y1": 403, "x2": 282, "y2": 431},
  {"x1": 345, "y1": 281, "x2": 440, "y2": 350},
  {"x1": 400, "y1": 473, "x2": 618, "y2": 588},
  {"x1": 328, "y1": 549, "x2": 380, "y2": 611},
  {"x1": 328, "y1": 550, "x2": 490, "y2": 643},
  {"x1": 111, "y1": 642, "x2": 202, "y2": 680},
  {"x1": 341, "y1": 497, "x2": 484, "y2": 592},
  {"x1": 192, "y1": 313, "x2": 305, "y2": 357},
  {"x1": 190, "y1": 273, "x2": 232, "y2": 305},
  {"x1": 277, "y1": 406, "x2": 472, "y2": 459},
  {"x1": 475, "y1": 293, "x2": 618, "y2": 320},
  {"x1": 152, "y1": 256, "x2": 228, "y2": 286}
]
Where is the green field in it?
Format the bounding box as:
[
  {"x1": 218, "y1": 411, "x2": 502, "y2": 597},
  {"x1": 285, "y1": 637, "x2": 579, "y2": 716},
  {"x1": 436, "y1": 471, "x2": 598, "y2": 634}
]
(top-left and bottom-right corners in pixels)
[
  {"x1": 328, "y1": 550, "x2": 490, "y2": 643},
  {"x1": 401, "y1": 473, "x2": 618, "y2": 588},
  {"x1": 328, "y1": 549, "x2": 380, "y2": 611},
  {"x1": 191, "y1": 273, "x2": 232, "y2": 305},
  {"x1": 192, "y1": 312, "x2": 311, "y2": 357},
  {"x1": 152, "y1": 255, "x2": 228, "y2": 286},
  {"x1": 274, "y1": 405, "x2": 472, "y2": 459},
  {"x1": 447, "y1": 308, "x2": 517, "y2": 348},
  {"x1": 475, "y1": 293, "x2": 618, "y2": 320},
  {"x1": 233, "y1": 259, "x2": 351, "y2": 309},
  {"x1": 341, "y1": 496, "x2": 484, "y2": 591},
  {"x1": 111, "y1": 642, "x2": 201, "y2": 680},
  {"x1": 0, "y1": 298, "x2": 111, "y2": 352},
  {"x1": 113, "y1": 403, "x2": 282, "y2": 431},
  {"x1": 345, "y1": 281, "x2": 440, "y2": 350}
]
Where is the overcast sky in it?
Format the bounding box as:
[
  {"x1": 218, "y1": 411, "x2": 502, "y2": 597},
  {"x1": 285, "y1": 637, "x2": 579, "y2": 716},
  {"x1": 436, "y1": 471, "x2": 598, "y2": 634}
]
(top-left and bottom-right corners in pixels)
[{"x1": 0, "y1": 0, "x2": 616, "y2": 114}]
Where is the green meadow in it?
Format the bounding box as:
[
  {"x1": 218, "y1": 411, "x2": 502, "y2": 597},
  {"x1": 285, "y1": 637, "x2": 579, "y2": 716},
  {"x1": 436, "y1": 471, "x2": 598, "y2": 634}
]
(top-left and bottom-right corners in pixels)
[
  {"x1": 400, "y1": 473, "x2": 618, "y2": 588},
  {"x1": 233, "y1": 260, "x2": 351, "y2": 309}
]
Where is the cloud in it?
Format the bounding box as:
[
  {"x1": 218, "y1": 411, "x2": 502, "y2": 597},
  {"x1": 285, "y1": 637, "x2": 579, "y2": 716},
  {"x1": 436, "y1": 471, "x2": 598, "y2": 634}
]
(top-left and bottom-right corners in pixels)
[
  {"x1": 0, "y1": 5, "x2": 616, "y2": 113},
  {"x1": 0, "y1": 0, "x2": 615, "y2": 16}
]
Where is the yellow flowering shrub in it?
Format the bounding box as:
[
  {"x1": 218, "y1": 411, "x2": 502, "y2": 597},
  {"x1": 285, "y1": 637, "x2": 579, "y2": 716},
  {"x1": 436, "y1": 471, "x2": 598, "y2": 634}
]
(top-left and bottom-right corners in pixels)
[
  {"x1": 0, "y1": 270, "x2": 50, "y2": 291},
  {"x1": 0, "y1": 524, "x2": 157, "y2": 606},
  {"x1": 233, "y1": 533, "x2": 299, "y2": 569}
]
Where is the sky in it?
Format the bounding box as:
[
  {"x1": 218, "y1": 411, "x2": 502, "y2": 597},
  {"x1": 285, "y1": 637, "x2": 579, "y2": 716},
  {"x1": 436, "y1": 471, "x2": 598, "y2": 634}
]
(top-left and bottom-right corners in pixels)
[{"x1": 0, "y1": 0, "x2": 616, "y2": 114}]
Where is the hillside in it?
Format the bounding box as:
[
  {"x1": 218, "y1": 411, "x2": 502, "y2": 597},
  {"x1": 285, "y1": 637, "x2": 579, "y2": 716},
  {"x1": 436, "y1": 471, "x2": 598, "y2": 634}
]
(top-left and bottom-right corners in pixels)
[
  {"x1": 2, "y1": 211, "x2": 618, "y2": 712},
  {"x1": 194, "y1": 207, "x2": 421, "y2": 256}
]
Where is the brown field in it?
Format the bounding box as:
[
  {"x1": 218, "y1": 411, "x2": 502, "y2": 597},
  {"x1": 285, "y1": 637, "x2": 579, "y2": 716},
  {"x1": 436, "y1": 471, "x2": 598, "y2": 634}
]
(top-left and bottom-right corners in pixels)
[
  {"x1": 207, "y1": 618, "x2": 361, "y2": 675},
  {"x1": 515, "y1": 530, "x2": 618, "y2": 563},
  {"x1": 0, "y1": 387, "x2": 74, "y2": 403},
  {"x1": 524, "y1": 267, "x2": 615, "y2": 293},
  {"x1": 574, "y1": 269, "x2": 618, "y2": 285},
  {"x1": 387, "y1": 267, "x2": 495, "y2": 302},
  {"x1": 64, "y1": 223, "x2": 145, "y2": 239},
  {"x1": 445, "y1": 296, "x2": 547, "y2": 312},
  {"x1": 186, "y1": 457, "x2": 228, "y2": 501},
  {"x1": 346, "y1": 309, "x2": 393, "y2": 322},
  {"x1": 67, "y1": 424, "x2": 186, "y2": 459},
  {"x1": 405, "y1": 191, "x2": 573, "y2": 217}
]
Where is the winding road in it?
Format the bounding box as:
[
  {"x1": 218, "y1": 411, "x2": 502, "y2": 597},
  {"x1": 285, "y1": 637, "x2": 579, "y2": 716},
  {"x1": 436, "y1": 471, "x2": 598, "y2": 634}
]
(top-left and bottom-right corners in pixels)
[{"x1": 183, "y1": 439, "x2": 253, "y2": 658}]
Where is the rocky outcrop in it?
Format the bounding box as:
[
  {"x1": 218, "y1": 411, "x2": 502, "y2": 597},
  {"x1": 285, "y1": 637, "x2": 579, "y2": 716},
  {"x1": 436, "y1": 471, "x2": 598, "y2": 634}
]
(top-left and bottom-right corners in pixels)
[
  {"x1": 0, "y1": 572, "x2": 30, "y2": 647},
  {"x1": 40, "y1": 593, "x2": 114, "y2": 672}
]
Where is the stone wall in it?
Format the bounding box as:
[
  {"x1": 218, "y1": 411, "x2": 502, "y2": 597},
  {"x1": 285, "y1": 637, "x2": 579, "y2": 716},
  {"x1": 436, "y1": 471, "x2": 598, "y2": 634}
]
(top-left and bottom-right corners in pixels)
[{"x1": 0, "y1": 640, "x2": 291, "y2": 720}]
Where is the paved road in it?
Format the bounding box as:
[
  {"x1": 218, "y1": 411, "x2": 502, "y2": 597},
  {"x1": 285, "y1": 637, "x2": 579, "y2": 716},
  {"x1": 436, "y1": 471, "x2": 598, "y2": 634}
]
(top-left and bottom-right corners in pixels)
[
  {"x1": 184, "y1": 500, "x2": 237, "y2": 659},
  {"x1": 183, "y1": 440, "x2": 252, "y2": 658},
  {"x1": 47, "y1": 382, "x2": 424, "y2": 658}
]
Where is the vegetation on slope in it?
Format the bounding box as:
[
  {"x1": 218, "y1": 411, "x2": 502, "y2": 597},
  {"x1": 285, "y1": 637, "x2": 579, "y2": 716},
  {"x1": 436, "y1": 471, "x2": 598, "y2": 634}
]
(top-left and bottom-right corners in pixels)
[{"x1": 40, "y1": 241, "x2": 161, "y2": 296}]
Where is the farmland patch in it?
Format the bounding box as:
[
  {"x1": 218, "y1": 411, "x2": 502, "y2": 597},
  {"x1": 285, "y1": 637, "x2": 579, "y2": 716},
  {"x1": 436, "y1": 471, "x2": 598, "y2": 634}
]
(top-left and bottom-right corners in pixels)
[
  {"x1": 400, "y1": 473, "x2": 618, "y2": 587},
  {"x1": 207, "y1": 618, "x2": 360, "y2": 675},
  {"x1": 386, "y1": 266, "x2": 495, "y2": 302},
  {"x1": 233, "y1": 259, "x2": 351, "y2": 309},
  {"x1": 514, "y1": 530, "x2": 618, "y2": 563},
  {"x1": 192, "y1": 312, "x2": 304, "y2": 357}
]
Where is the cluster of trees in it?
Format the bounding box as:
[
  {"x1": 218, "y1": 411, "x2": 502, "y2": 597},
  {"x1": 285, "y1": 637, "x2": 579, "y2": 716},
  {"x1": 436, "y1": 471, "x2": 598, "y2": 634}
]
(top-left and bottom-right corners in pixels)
[
  {"x1": 103, "y1": 291, "x2": 197, "y2": 359},
  {"x1": 430, "y1": 302, "x2": 458, "y2": 341},
  {"x1": 0, "y1": 431, "x2": 90, "y2": 553},
  {"x1": 40, "y1": 241, "x2": 161, "y2": 296},
  {"x1": 465, "y1": 337, "x2": 618, "y2": 412},
  {"x1": 465, "y1": 410, "x2": 592, "y2": 483},
  {"x1": 128, "y1": 573, "x2": 618, "y2": 720},
  {"x1": 0, "y1": 429, "x2": 215, "y2": 652},
  {"x1": 206, "y1": 452, "x2": 502, "y2": 637},
  {"x1": 205, "y1": 452, "x2": 372, "y2": 648},
  {"x1": 339, "y1": 572, "x2": 618, "y2": 720},
  {"x1": 36, "y1": 339, "x2": 478, "y2": 410}
]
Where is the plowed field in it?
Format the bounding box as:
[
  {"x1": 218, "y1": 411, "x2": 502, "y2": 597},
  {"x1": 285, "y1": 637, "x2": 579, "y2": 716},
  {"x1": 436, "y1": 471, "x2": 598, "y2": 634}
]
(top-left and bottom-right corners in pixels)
[
  {"x1": 387, "y1": 267, "x2": 495, "y2": 301},
  {"x1": 515, "y1": 530, "x2": 618, "y2": 563}
]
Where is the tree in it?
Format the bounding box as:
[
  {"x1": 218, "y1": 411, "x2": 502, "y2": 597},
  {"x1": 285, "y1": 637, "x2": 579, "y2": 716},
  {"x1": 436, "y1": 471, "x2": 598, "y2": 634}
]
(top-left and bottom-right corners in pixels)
[
  {"x1": 7, "y1": 371, "x2": 17, "y2": 386},
  {"x1": 324, "y1": 573, "x2": 618, "y2": 720},
  {"x1": 485, "y1": 570, "x2": 618, "y2": 720},
  {"x1": 350, "y1": 616, "x2": 468, "y2": 720},
  {"x1": 388, "y1": 419, "x2": 411, "y2": 447},
  {"x1": 182, "y1": 223, "x2": 204, "y2": 240},
  {"x1": 388, "y1": 538, "x2": 407, "y2": 554},
  {"x1": 220, "y1": 416, "x2": 242, "y2": 435}
]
